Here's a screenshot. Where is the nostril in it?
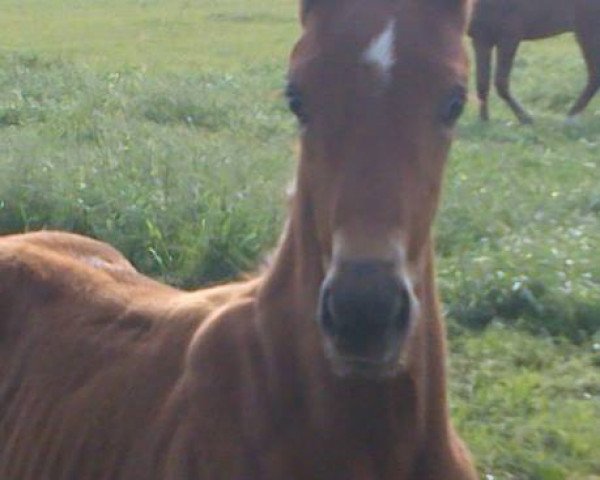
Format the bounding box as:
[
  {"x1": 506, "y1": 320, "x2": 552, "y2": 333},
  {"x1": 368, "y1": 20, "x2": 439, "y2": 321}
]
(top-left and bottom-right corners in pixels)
[
  {"x1": 317, "y1": 284, "x2": 338, "y2": 336},
  {"x1": 317, "y1": 262, "x2": 415, "y2": 350},
  {"x1": 319, "y1": 285, "x2": 397, "y2": 344},
  {"x1": 394, "y1": 285, "x2": 411, "y2": 329}
]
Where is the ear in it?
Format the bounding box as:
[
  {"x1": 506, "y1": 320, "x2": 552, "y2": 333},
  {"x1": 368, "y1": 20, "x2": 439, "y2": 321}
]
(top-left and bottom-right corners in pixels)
[
  {"x1": 299, "y1": 0, "x2": 319, "y2": 25},
  {"x1": 301, "y1": 0, "x2": 314, "y2": 12},
  {"x1": 430, "y1": 0, "x2": 473, "y2": 27},
  {"x1": 431, "y1": 0, "x2": 470, "y2": 8}
]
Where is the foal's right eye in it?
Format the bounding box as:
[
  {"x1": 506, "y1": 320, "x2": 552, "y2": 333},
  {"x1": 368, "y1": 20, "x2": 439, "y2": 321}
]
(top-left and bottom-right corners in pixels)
[
  {"x1": 285, "y1": 83, "x2": 308, "y2": 124},
  {"x1": 440, "y1": 86, "x2": 467, "y2": 126}
]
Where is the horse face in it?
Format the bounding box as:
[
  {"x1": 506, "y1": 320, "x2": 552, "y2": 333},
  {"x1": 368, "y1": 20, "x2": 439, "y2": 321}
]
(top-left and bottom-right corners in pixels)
[{"x1": 288, "y1": 0, "x2": 470, "y2": 379}]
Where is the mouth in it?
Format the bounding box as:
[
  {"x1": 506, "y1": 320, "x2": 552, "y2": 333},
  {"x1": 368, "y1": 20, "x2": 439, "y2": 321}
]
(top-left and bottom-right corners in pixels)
[
  {"x1": 323, "y1": 339, "x2": 406, "y2": 380},
  {"x1": 320, "y1": 310, "x2": 417, "y2": 381},
  {"x1": 328, "y1": 355, "x2": 403, "y2": 380}
]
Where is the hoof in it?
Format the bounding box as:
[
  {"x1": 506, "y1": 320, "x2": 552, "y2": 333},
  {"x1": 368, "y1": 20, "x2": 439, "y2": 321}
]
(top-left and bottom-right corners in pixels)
[
  {"x1": 564, "y1": 115, "x2": 580, "y2": 126},
  {"x1": 518, "y1": 115, "x2": 534, "y2": 125}
]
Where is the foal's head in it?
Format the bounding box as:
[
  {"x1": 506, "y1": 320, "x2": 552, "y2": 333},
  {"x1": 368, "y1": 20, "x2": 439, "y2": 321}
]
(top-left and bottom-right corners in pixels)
[{"x1": 287, "y1": 0, "x2": 470, "y2": 379}]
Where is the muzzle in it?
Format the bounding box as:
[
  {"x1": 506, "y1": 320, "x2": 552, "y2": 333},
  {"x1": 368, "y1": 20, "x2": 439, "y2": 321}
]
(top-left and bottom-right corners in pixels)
[{"x1": 317, "y1": 259, "x2": 413, "y2": 379}]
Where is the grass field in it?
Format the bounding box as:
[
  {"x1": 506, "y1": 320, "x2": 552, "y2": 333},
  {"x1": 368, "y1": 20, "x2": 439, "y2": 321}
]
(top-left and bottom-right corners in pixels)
[{"x1": 0, "y1": 1, "x2": 599, "y2": 478}]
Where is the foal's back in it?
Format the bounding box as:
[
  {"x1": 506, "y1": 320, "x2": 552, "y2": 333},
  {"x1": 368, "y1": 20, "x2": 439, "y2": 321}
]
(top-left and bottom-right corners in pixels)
[{"x1": 0, "y1": 231, "x2": 256, "y2": 479}]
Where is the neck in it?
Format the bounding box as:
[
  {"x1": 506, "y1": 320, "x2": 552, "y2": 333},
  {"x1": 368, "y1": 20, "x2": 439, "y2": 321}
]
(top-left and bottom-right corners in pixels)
[
  {"x1": 256, "y1": 182, "x2": 327, "y2": 383},
  {"x1": 259, "y1": 181, "x2": 324, "y2": 307}
]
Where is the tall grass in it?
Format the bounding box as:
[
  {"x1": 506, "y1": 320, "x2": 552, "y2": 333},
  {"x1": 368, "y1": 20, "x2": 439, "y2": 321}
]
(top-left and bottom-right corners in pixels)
[{"x1": 0, "y1": 54, "x2": 293, "y2": 283}]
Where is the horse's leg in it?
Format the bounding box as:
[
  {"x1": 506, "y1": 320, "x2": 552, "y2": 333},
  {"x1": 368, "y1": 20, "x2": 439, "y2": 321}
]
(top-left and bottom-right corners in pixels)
[
  {"x1": 567, "y1": 19, "x2": 600, "y2": 118},
  {"x1": 473, "y1": 39, "x2": 493, "y2": 121},
  {"x1": 494, "y1": 38, "x2": 533, "y2": 124}
]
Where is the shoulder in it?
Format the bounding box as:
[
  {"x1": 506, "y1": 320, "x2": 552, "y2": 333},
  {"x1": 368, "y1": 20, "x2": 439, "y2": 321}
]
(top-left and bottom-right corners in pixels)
[
  {"x1": 154, "y1": 299, "x2": 269, "y2": 477},
  {"x1": 177, "y1": 297, "x2": 271, "y2": 419},
  {"x1": 185, "y1": 299, "x2": 260, "y2": 381}
]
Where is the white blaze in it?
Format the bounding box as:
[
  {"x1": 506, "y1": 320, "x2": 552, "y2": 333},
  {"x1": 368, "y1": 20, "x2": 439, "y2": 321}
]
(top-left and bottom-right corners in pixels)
[{"x1": 363, "y1": 20, "x2": 397, "y2": 79}]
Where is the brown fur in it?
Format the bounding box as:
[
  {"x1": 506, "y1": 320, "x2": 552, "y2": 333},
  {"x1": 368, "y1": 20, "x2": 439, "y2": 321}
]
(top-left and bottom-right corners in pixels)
[
  {"x1": 469, "y1": 0, "x2": 600, "y2": 123},
  {"x1": 0, "y1": 0, "x2": 477, "y2": 478}
]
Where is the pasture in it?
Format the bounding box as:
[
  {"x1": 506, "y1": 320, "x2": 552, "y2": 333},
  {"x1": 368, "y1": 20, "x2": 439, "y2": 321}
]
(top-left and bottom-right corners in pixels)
[{"x1": 0, "y1": 0, "x2": 598, "y2": 478}]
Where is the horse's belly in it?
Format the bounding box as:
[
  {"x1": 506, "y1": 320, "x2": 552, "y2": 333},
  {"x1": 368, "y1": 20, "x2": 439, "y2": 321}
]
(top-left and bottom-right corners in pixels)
[{"x1": 522, "y1": 5, "x2": 575, "y2": 39}]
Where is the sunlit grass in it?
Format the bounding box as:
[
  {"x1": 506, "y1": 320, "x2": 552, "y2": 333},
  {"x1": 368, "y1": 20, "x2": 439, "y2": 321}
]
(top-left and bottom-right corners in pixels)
[
  {"x1": 450, "y1": 324, "x2": 600, "y2": 480},
  {"x1": 0, "y1": 0, "x2": 299, "y2": 73}
]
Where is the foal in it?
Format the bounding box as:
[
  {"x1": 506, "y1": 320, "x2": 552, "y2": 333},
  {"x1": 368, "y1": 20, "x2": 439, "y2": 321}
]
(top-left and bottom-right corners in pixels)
[
  {"x1": 0, "y1": 0, "x2": 477, "y2": 478},
  {"x1": 469, "y1": 0, "x2": 600, "y2": 123}
]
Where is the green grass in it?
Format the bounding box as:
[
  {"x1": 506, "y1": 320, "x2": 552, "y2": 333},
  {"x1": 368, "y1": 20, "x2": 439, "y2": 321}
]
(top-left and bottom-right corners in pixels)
[
  {"x1": 0, "y1": 55, "x2": 294, "y2": 283},
  {"x1": 0, "y1": 2, "x2": 599, "y2": 478},
  {"x1": 451, "y1": 324, "x2": 600, "y2": 480},
  {"x1": 0, "y1": 0, "x2": 298, "y2": 73}
]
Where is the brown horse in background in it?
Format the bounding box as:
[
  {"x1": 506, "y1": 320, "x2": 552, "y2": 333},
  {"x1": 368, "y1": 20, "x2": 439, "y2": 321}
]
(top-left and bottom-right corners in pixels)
[
  {"x1": 469, "y1": 0, "x2": 600, "y2": 123},
  {"x1": 0, "y1": 0, "x2": 477, "y2": 478}
]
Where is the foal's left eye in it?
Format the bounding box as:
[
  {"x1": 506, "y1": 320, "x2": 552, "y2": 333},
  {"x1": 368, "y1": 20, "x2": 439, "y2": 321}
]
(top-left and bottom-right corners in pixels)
[
  {"x1": 440, "y1": 87, "x2": 467, "y2": 125},
  {"x1": 285, "y1": 83, "x2": 308, "y2": 124}
]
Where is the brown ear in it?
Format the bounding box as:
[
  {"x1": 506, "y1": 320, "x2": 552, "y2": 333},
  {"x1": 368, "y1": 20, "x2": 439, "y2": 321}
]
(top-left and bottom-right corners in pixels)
[
  {"x1": 430, "y1": 0, "x2": 471, "y2": 13},
  {"x1": 430, "y1": 0, "x2": 473, "y2": 26},
  {"x1": 300, "y1": 0, "x2": 315, "y2": 23},
  {"x1": 301, "y1": 0, "x2": 313, "y2": 11},
  {"x1": 432, "y1": 0, "x2": 470, "y2": 8}
]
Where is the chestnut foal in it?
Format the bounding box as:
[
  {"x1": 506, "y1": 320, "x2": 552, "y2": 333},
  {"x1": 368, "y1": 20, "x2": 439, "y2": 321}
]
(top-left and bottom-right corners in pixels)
[
  {"x1": 0, "y1": 0, "x2": 477, "y2": 478},
  {"x1": 469, "y1": 0, "x2": 600, "y2": 123}
]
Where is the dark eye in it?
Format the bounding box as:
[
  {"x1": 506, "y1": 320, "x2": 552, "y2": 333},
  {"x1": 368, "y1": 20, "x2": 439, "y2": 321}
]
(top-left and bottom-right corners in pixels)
[
  {"x1": 440, "y1": 87, "x2": 466, "y2": 125},
  {"x1": 285, "y1": 83, "x2": 308, "y2": 124}
]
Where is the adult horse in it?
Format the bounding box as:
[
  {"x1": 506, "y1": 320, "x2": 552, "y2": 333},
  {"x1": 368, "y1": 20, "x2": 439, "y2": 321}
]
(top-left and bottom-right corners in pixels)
[
  {"x1": 469, "y1": 0, "x2": 600, "y2": 123},
  {"x1": 0, "y1": 0, "x2": 477, "y2": 478}
]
